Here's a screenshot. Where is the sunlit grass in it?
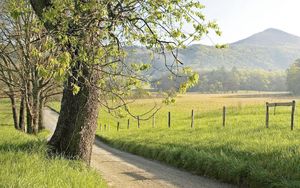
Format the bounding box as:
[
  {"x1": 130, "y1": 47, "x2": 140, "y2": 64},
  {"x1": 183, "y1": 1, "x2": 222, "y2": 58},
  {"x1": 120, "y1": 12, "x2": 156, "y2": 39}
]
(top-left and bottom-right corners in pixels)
[
  {"x1": 0, "y1": 100, "x2": 106, "y2": 188},
  {"x1": 50, "y1": 93, "x2": 300, "y2": 187}
]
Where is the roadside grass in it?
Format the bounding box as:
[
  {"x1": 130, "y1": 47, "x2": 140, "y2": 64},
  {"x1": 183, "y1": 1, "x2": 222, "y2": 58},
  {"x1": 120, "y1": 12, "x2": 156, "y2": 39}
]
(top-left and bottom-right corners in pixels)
[
  {"x1": 50, "y1": 93, "x2": 300, "y2": 188},
  {"x1": 0, "y1": 100, "x2": 107, "y2": 188}
]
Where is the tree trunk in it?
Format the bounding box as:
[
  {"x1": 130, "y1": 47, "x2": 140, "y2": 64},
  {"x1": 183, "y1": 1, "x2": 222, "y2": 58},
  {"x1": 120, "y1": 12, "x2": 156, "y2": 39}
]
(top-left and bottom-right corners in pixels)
[
  {"x1": 48, "y1": 64, "x2": 100, "y2": 164},
  {"x1": 24, "y1": 92, "x2": 40, "y2": 134},
  {"x1": 26, "y1": 105, "x2": 33, "y2": 133},
  {"x1": 38, "y1": 97, "x2": 45, "y2": 130},
  {"x1": 26, "y1": 80, "x2": 34, "y2": 134},
  {"x1": 8, "y1": 94, "x2": 19, "y2": 130},
  {"x1": 19, "y1": 95, "x2": 26, "y2": 131},
  {"x1": 31, "y1": 88, "x2": 40, "y2": 134}
]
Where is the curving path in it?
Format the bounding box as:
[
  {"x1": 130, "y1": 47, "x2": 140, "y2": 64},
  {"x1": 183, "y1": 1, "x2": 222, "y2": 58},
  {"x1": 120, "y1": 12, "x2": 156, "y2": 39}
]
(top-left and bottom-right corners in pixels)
[{"x1": 43, "y1": 108, "x2": 236, "y2": 188}]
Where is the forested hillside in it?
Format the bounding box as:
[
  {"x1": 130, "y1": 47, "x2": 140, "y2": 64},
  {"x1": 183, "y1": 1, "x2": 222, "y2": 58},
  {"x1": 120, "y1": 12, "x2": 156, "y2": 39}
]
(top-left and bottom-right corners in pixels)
[
  {"x1": 153, "y1": 68, "x2": 286, "y2": 93},
  {"x1": 126, "y1": 28, "x2": 300, "y2": 79}
]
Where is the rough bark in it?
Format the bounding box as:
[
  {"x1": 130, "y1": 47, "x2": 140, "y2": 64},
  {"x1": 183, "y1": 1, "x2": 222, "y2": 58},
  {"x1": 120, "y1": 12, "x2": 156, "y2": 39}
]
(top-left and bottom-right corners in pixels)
[
  {"x1": 25, "y1": 80, "x2": 34, "y2": 133},
  {"x1": 26, "y1": 94, "x2": 39, "y2": 134},
  {"x1": 48, "y1": 64, "x2": 100, "y2": 163},
  {"x1": 19, "y1": 95, "x2": 25, "y2": 131},
  {"x1": 32, "y1": 85, "x2": 40, "y2": 134},
  {"x1": 38, "y1": 97, "x2": 45, "y2": 130},
  {"x1": 8, "y1": 94, "x2": 19, "y2": 130},
  {"x1": 26, "y1": 105, "x2": 33, "y2": 133},
  {"x1": 25, "y1": 77, "x2": 40, "y2": 134},
  {"x1": 29, "y1": 0, "x2": 52, "y2": 19}
]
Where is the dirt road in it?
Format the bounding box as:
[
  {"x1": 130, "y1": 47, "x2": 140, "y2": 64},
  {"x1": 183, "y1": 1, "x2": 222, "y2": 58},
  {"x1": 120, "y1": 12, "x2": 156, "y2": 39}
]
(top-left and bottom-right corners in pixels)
[{"x1": 43, "y1": 108, "x2": 236, "y2": 188}]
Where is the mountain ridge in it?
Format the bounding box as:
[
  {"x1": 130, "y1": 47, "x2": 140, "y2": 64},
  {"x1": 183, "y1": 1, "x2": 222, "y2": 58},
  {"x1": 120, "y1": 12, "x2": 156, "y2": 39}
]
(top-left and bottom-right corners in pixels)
[
  {"x1": 126, "y1": 28, "x2": 300, "y2": 76},
  {"x1": 231, "y1": 28, "x2": 300, "y2": 47}
]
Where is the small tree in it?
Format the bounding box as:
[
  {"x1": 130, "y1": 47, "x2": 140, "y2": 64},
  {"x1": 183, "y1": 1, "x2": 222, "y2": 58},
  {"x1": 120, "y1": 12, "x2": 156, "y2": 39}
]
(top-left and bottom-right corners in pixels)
[{"x1": 0, "y1": 0, "x2": 62, "y2": 133}]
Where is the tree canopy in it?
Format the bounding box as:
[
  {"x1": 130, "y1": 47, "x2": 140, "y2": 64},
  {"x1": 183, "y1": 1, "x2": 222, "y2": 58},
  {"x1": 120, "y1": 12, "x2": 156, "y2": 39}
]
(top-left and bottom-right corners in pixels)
[{"x1": 0, "y1": 0, "x2": 224, "y2": 163}]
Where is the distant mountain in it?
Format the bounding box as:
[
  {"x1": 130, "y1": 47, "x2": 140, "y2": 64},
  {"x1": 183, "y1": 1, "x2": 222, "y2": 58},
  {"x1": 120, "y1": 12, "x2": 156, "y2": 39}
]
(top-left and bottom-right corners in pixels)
[
  {"x1": 126, "y1": 28, "x2": 300, "y2": 77},
  {"x1": 232, "y1": 28, "x2": 300, "y2": 47}
]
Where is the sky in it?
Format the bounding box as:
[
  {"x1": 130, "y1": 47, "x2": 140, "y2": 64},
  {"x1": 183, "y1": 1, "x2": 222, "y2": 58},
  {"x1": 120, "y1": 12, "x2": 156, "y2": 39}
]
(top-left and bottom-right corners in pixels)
[{"x1": 197, "y1": 0, "x2": 300, "y2": 45}]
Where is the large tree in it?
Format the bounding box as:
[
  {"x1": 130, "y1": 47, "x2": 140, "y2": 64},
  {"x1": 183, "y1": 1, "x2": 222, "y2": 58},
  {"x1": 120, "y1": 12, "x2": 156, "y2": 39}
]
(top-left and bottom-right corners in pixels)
[{"x1": 29, "y1": 0, "x2": 220, "y2": 164}]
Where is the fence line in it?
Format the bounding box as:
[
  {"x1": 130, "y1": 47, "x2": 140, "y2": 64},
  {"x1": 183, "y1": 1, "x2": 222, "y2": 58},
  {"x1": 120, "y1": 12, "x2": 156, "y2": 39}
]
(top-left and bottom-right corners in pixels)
[{"x1": 99, "y1": 102, "x2": 297, "y2": 131}]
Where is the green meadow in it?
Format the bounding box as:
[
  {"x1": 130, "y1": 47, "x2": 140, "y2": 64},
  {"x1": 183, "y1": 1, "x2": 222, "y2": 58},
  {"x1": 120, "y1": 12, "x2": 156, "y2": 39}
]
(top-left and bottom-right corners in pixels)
[
  {"x1": 0, "y1": 100, "x2": 106, "y2": 188},
  {"x1": 50, "y1": 93, "x2": 300, "y2": 188}
]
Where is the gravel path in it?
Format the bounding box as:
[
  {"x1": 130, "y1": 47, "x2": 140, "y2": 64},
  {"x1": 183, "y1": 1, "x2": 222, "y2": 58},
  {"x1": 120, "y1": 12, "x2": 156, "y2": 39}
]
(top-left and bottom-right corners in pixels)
[{"x1": 43, "y1": 108, "x2": 236, "y2": 188}]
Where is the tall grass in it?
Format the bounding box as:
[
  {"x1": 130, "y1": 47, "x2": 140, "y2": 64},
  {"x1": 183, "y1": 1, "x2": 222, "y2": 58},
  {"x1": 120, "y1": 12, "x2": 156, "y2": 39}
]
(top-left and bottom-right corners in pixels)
[
  {"x1": 0, "y1": 100, "x2": 106, "y2": 188},
  {"x1": 50, "y1": 93, "x2": 300, "y2": 187}
]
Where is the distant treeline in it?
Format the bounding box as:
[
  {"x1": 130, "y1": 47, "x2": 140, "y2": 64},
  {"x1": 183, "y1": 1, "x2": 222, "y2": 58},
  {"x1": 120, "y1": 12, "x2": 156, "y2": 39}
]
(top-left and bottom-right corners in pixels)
[
  {"x1": 153, "y1": 67, "x2": 287, "y2": 93},
  {"x1": 287, "y1": 59, "x2": 300, "y2": 95}
]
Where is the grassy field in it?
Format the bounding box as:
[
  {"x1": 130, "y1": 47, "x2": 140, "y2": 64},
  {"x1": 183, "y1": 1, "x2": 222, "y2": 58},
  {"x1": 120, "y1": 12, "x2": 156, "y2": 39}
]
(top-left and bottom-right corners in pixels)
[
  {"x1": 50, "y1": 92, "x2": 300, "y2": 188},
  {"x1": 0, "y1": 100, "x2": 106, "y2": 188}
]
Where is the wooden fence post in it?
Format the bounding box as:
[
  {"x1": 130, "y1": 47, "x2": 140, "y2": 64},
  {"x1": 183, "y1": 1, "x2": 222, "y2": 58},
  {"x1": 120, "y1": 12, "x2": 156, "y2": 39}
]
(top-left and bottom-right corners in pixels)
[
  {"x1": 168, "y1": 112, "x2": 171, "y2": 128},
  {"x1": 117, "y1": 122, "x2": 120, "y2": 131},
  {"x1": 223, "y1": 106, "x2": 226, "y2": 127},
  {"x1": 291, "y1": 100, "x2": 295, "y2": 131},
  {"x1": 266, "y1": 102, "x2": 269, "y2": 128},
  {"x1": 152, "y1": 115, "x2": 155, "y2": 128},
  {"x1": 127, "y1": 119, "x2": 130, "y2": 129},
  {"x1": 137, "y1": 116, "x2": 140, "y2": 128},
  {"x1": 191, "y1": 109, "x2": 194, "y2": 128}
]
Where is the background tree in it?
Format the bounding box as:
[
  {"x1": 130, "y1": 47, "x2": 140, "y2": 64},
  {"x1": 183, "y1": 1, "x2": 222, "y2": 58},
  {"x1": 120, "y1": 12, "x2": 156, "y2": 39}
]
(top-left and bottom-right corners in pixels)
[
  {"x1": 287, "y1": 59, "x2": 300, "y2": 95},
  {"x1": 156, "y1": 68, "x2": 287, "y2": 93},
  {"x1": 0, "y1": 0, "x2": 62, "y2": 133},
  {"x1": 0, "y1": 53, "x2": 21, "y2": 129}
]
